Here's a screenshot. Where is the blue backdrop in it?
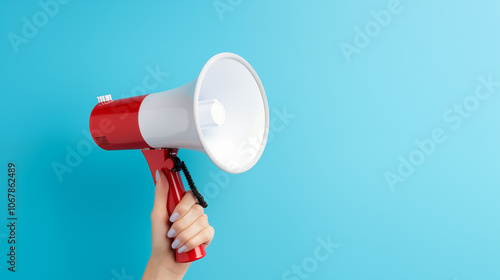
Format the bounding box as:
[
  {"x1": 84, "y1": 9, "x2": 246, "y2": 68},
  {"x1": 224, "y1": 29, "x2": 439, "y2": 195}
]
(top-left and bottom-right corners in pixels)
[{"x1": 1, "y1": 1, "x2": 500, "y2": 279}]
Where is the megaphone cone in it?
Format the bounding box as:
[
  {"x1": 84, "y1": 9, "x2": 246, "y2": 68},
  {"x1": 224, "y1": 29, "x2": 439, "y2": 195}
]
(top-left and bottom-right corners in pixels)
[{"x1": 90, "y1": 52, "x2": 269, "y2": 173}]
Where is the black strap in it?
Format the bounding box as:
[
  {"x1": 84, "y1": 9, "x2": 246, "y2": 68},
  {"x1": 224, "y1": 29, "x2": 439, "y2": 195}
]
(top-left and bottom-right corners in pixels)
[{"x1": 180, "y1": 161, "x2": 208, "y2": 208}]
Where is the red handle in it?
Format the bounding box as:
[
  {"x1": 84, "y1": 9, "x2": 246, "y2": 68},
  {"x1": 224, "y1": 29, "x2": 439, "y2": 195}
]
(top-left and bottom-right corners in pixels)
[{"x1": 142, "y1": 148, "x2": 206, "y2": 263}]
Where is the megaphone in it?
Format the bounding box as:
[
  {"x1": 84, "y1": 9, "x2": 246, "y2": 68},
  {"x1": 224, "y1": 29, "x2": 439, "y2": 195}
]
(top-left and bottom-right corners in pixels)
[{"x1": 89, "y1": 53, "x2": 269, "y2": 263}]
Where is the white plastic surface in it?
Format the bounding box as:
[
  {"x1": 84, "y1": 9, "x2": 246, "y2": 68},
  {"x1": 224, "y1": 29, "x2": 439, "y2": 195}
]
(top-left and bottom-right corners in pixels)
[
  {"x1": 138, "y1": 53, "x2": 269, "y2": 174},
  {"x1": 198, "y1": 99, "x2": 225, "y2": 128}
]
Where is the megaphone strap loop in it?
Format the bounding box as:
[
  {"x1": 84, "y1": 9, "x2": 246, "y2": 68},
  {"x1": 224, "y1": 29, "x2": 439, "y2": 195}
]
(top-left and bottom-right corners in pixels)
[{"x1": 180, "y1": 161, "x2": 208, "y2": 208}]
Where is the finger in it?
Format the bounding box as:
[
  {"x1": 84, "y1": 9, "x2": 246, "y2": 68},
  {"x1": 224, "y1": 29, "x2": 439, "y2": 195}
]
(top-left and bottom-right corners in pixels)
[
  {"x1": 167, "y1": 204, "x2": 204, "y2": 239},
  {"x1": 171, "y1": 214, "x2": 210, "y2": 251},
  {"x1": 177, "y1": 226, "x2": 215, "y2": 253},
  {"x1": 169, "y1": 190, "x2": 198, "y2": 223},
  {"x1": 150, "y1": 170, "x2": 169, "y2": 245}
]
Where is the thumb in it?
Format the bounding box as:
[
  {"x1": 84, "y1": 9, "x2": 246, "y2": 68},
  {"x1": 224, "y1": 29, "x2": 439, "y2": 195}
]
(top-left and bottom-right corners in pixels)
[
  {"x1": 151, "y1": 169, "x2": 170, "y2": 246},
  {"x1": 152, "y1": 169, "x2": 169, "y2": 217}
]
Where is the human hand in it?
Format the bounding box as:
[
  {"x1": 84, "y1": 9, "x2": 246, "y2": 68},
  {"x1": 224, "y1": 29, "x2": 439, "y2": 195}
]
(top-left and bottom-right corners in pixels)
[{"x1": 142, "y1": 170, "x2": 215, "y2": 280}]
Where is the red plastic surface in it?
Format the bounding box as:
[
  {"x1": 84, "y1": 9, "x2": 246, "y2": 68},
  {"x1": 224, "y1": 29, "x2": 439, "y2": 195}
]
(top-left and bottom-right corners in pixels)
[
  {"x1": 89, "y1": 95, "x2": 150, "y2": 150},
  {"x1": 142, "y1": 148, "x2": 207, "y2": 263}
]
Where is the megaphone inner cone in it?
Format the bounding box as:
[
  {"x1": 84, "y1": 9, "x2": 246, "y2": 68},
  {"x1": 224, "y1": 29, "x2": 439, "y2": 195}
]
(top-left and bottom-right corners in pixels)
[{"x1": 198, "y1": 99, "x2": 226, "y2": 128}]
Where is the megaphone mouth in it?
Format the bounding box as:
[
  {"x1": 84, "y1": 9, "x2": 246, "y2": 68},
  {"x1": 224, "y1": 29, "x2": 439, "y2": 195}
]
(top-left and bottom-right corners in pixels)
[{"x1": 193, "y1": 53, "x2": 269, "y2": 174}]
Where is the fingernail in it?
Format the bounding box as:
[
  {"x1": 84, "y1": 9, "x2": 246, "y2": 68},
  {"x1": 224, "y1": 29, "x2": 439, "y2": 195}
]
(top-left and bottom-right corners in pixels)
[
  {"x1": 155, "y1": 170, "x2": 160, "y2": 183},
  {"x1": 170, "y1": 212, "x2": 179, "y2": 222},
  {"x1": 178, "y1": 245, "x2": 186, "y2": 253},
  {"x1": 167, "y1": 228, "x2": 176, "y2": 238},
  {"x1": 171, "y1": 239, "x2": 180, "y2": 249}
]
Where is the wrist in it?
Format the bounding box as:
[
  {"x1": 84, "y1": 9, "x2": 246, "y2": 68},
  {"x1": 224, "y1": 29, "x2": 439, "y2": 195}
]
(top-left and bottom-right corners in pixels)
[{"x1": 143, "y1": 258, "x2": 185, "y2": 280}]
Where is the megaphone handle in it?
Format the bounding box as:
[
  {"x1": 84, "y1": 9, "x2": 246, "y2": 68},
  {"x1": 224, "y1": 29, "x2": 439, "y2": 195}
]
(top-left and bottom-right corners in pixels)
[{"x1": 142, "y1": 148, "x2": 207, "y2": 263}]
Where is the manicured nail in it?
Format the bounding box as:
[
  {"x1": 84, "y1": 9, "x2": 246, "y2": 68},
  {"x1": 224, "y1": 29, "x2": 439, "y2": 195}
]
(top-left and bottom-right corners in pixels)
[
  {"x1": 167, "y1": 228, "x2": 176, "y2": 238},
  {"x1": 170, "y1": 212, "x2": 179, "y2": 222},
  {"x1": 155, "y1": 170, "x2": 160, "y2": 183},
  {"x1": 171, "y1": 239, "x2": 180, "y2": 249},
  {"x1": 178, "y1": 245, "x2": 186, "y2": 253}
]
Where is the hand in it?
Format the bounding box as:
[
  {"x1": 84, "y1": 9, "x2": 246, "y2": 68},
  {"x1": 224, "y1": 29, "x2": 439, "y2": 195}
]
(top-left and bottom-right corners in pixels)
[{"x1": 142, "y1": 170, "x2": 215, "y2": 280}]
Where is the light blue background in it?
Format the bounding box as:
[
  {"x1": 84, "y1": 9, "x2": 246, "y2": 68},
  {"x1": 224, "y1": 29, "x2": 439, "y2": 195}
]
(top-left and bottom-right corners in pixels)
[{"x1": 1, "y1": 1, "x2": 500, "y2": 279}]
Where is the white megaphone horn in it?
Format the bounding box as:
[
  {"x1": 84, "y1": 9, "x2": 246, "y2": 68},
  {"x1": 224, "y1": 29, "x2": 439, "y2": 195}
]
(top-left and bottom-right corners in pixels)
[{"x1": 89, "y1": 52, "x2": 269, "y2": 263}]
